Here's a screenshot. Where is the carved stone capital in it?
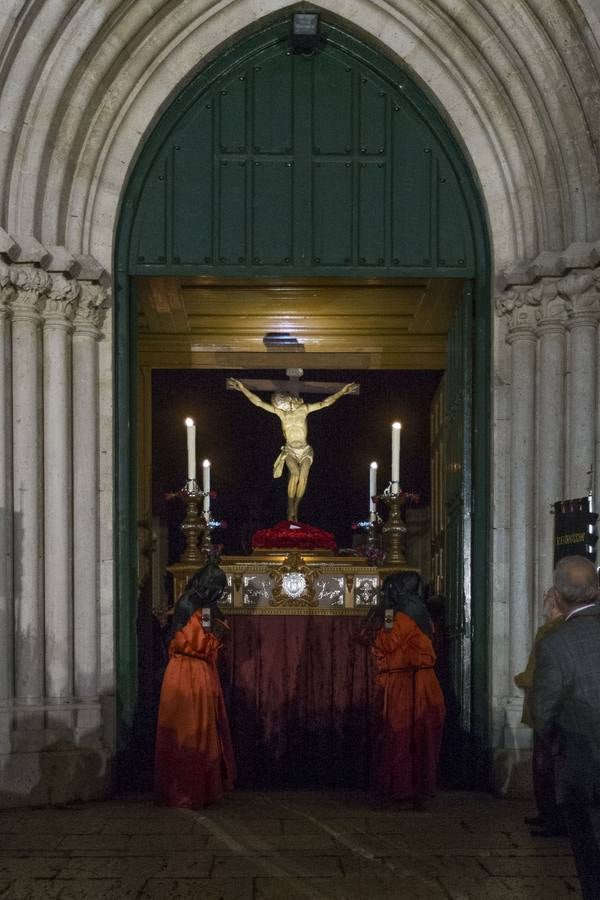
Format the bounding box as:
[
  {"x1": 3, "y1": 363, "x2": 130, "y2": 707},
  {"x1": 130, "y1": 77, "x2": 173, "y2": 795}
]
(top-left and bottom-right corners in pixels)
[
  {"x1": 530, "y1": 278, "x2": 569, "y2": 333},
  {"x1": 73, "y1": 282, "x2": 110, "y2": 336},
  {"x1": 43, "y1": 274, "x2": 80, "y2": 327},
  {"x1": 0, "y1": 261, "x2": 15, "y2": 316},
  {"x1": 9, "y1": 265, "x2": 50, "y2": 321},
  {"x1": 495, "y1": 287, "x2": 539, "y2": 340},
  {"x1": 558, "y1": 268, "x2": 600, "y2": 326}
]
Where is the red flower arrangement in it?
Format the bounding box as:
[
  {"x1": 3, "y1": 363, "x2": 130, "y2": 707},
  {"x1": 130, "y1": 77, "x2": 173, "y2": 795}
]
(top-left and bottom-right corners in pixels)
[{"x1": 252, "y1": 520, "x2": 337, "y2": 551}]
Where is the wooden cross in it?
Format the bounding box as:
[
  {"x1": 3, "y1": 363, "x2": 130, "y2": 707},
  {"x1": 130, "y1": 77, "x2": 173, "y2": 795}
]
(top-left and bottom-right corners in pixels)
[{"x1": 225, "y1": 368, "x2": 360, "y2": 397}]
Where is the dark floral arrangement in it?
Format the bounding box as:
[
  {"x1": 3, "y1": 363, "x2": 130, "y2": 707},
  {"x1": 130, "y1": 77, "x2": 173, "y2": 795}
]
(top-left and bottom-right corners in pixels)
[{"x1": 338, "y1": 544, "x2": 385, "y2": 565}]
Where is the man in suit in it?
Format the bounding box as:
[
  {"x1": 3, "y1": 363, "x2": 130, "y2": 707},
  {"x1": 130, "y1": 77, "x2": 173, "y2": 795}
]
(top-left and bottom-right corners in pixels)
[{"x1": 531, "y1": 554, "x2": 600, "y2": 899}]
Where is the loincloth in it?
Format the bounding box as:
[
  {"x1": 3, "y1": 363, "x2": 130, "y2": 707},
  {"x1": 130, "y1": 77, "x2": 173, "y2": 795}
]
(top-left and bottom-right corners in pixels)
[{"x1": 273, "y1": 444, "x2": 314, "y2": 478}]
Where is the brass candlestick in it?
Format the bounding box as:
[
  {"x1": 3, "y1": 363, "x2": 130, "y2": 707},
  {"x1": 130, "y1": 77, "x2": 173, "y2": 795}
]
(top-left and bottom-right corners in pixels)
[
  {"x1": 176, "y1": 486, "x2": 210, "y2": 563},
  {"x1": 380, "y1": 492, "x2": 408, "y2": 567}
]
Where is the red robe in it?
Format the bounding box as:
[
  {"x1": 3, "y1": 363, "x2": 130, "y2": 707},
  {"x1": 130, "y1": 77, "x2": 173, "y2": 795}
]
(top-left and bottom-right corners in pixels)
[
  {"x1": 154, "y1": 610, "x2": 236, "y2": 808},
  {"x1": 371, "y1": 611, "x2": 445, "y2": 800}
]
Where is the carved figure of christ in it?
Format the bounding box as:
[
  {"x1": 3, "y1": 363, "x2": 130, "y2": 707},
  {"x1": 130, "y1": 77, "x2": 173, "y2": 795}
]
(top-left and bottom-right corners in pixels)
[{"x1": 227, "y1": 373, "x2": 359, "y2": 521}]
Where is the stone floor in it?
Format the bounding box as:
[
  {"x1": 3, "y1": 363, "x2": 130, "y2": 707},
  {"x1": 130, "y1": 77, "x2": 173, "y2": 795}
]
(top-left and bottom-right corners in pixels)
[{"x1": 0, "y1": 790, "x2": 581, "y2": 899}]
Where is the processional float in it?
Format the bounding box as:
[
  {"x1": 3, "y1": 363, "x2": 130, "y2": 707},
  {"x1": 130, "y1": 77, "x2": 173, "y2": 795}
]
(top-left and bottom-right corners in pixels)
[{"x1": 167, "y1": 369, "x2": 416, "y2": 615}]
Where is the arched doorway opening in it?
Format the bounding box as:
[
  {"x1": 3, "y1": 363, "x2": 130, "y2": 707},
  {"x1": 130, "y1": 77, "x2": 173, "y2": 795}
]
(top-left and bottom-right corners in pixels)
[{"x1": 115, "y1": 16, "x2": 490, "y2": 787}]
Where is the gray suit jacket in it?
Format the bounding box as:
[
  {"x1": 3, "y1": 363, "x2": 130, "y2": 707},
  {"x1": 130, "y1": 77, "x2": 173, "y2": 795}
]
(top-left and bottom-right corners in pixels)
[{"x1": 531, "y1": 604, "x2": 600, "y2": 804}]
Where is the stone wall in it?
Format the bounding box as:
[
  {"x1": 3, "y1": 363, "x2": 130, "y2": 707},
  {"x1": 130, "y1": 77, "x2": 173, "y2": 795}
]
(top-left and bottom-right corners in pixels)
[{"x1": 0, "y1": 232, "x2": 113, "y2": 805}]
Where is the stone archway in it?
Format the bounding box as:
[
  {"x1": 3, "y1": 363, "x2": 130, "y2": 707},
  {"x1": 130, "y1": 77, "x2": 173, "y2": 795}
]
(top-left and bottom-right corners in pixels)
[{"x1": 0, "y1": 1, "x2": 599, "y2": 802}]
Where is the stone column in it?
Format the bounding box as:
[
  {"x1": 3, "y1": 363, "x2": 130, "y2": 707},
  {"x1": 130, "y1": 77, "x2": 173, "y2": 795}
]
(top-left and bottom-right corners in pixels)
[
  {"x1": 0, "y1": 264, "x2": 14, "y2": 729},
  {"x1": 10, "y1": 265, "x2": 48, "y2": 705},
  {"x1": 72, "y1": 284, "x2": 107, "y2": 710},
  {"x1": 43, "y1": 275, "x2": 78, "y2": 708},
  {"x1": 533, "y1": 281, "x2": 568, "y2": 620},
  {"x1": 500, "y1": 291, "x2": 538, "y2": 740},
  {"x1": 561, "y1": 270, "x2": 600, "y2": 498}
]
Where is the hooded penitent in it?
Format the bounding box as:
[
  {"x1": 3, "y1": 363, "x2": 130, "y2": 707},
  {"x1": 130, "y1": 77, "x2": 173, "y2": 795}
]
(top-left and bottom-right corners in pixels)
[
  {"x1": 169, "y1": 561, "x2": 227, "y2": 638},
  {"x1": 368, "y1": 570, "x2": 433, "y2": 640}
]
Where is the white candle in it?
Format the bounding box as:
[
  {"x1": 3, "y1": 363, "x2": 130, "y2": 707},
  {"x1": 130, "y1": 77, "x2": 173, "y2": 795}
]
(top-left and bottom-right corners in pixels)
[
  {"x1": 391, "y1": 422, "x2": 401, "y2": 491},
  {"x1": 369, "y1": 462, "x2": 378, "y2": 520},
  {"x1": 202, "y1": 459, "x2": 211, "y2": 514},
  {"x1": 185, "y1": 417, "x2": 196, "y2": 483}
]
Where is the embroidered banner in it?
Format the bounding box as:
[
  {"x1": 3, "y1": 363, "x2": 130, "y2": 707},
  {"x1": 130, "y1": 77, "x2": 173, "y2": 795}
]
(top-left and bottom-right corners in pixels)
[{"x1": 553, "y1": 498, "x2": 598, "y2": 564}]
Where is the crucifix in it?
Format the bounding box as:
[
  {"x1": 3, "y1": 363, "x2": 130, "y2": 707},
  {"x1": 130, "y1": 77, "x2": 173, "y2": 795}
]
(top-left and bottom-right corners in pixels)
[{"x1": 226, "y1": 369, "x2": 360, "y2": 521}]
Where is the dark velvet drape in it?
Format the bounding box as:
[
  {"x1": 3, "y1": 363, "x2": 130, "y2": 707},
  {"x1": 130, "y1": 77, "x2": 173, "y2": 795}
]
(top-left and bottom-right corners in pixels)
[{"x1": 220, "y1": 615, "x2": 374, "y2": 788}]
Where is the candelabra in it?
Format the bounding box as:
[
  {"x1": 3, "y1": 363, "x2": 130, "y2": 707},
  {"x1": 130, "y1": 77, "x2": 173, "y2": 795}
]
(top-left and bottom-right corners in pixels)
[
  {"x1": 174, "y1": 483, "x2": 209, "y2": 563},
  {"x1": 168, "y1": 482, "x2": 223, "y2": 563},
  {"x1": 379, "y1": 489, "x2": 408, "y2": 567}
]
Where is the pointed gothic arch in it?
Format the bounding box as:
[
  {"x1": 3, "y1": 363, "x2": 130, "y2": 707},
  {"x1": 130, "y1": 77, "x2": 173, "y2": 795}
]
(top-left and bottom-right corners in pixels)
[{"x1": 115, "y1": 16, "x2": 491, "y2": 781}]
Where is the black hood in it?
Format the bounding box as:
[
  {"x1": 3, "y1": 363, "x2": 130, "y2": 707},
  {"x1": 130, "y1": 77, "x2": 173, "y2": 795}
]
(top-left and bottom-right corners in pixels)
[
  {"x1": 378, "y1": 570, "x2": 433, "y2": 640},
  {"x1": 169, "y1": 562, "x2": 227, "y2": 638}
]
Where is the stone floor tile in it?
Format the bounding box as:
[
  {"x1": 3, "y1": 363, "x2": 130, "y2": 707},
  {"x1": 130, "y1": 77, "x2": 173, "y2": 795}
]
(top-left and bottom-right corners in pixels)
[
  {"x1": 1, "y1": 817, "x2": 103, "y2": 835},
  {"x1": 242, "y1": 834, "x2": 340, "y2": 851},
  {"x1": 139, "y1": 877, "x2": 254, "y2": 899},
  {"x1": 255, "y1": 873, "x2": 448, "y2": 899},
  {"x1": 102, "y1": 818, "x2": 194, "y2": 835},
  {"x1": 212, "y1": 852, "x2": 342, "y2": 878},
  {"x1": 159, "y1": 851, "x2": 214, "y2": 876},
  {"x1": 57, "y1": 855, "x2": 165, "y2": 879},
  {"x1": 481, "y1": 855, "x2": 578, "y2": 877},
  {"x1": 404, "y1": 831, "x2": 514, "y2": 851},
  {"x1": 57, "y1": 880, "x2": 145, "y2": 900},
  {"x1": 0, "y1": 819, "x2": 27, "y2": 834},
  {"x1": 0, "y1": 857, "x2": 69, "y2": 878},
  {"x1": 489, "y1": 846, "x2": 573, "y2": 856},
  {"x1": 366, "y1": 814, "x2": 452, "y2": 834},
  {"x1": 0, "y1": 883, "x2": 63, "y2": 900},
  {"x1": 441, "y1": 875, "x2": 582, "y2": 899},
  {"x1": 509, "y1": 833, "x2": 572, "y2": 850},
  {"x1": 57, "y1": 834, "x2": 134, "y2": 851},
  {"x1": 0, "y1": 833, "x2": 63, "y2": 851},
  {"x1": 204, "y1": 833, "x2": 285, "y2": 853},
  {"x1": 199, "y1": 816, "x2": 283, "y2": 835},
  {"x1": 127, "y1": 833, "x2": 208, "y2": 853},
  {"x1": 315, "y1": 818, "x2": 368, "y2": 835},
  {"x1": 501, "y1": 877, "x2": 582, "y2": 898},
  {"x1": 281, "y1": 818, "x2": 326, "y2": 835},
  {"x1": 348, "y1": 854, "x2": 489, "y2": 879},
  {"x1": 100, "y1": 803, "x2": 159, "y2": 818},
  {"x1": 332, "y1": 833, "x2": 404, "y2": 856}
]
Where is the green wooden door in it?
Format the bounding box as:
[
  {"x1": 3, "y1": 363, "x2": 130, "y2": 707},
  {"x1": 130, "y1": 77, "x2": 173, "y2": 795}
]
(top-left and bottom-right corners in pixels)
[
  {"x1": 127, "y1": 21, "x2": 476, "y2": 279},
  {"x1": 443, "y1": 283, "x2": 474, "y2": 774}
]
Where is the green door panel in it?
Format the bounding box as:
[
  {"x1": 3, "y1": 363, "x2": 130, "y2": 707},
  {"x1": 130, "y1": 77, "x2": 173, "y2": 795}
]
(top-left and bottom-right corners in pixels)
[
  {"x1": 358, "y1": 163, "x2": 387, "y2": 265},
  {"x1": 253, "y1": 53, "x2": 294, "y2": 154},
  {"x1": 125, "y1": 20, "x2": 477, "y2": 277},
  {"x1": 359, "y1": 75, "x2": 387, "y2": 154},
  {"x1": 252, "y1": 160, "x2": 294, "y2": 264},
  {"x1": 312, "y1": 161, "x2": 354, "y2": 264},
  {"x1": 172, "y1": 137, "x2": 214, "y2": 265},
  {"x1": 219, "y1": 73, "x2": 248, "y2": 153},
  {"x1": 312, "y1": 54, "x2": 353, "y2": 154}
]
